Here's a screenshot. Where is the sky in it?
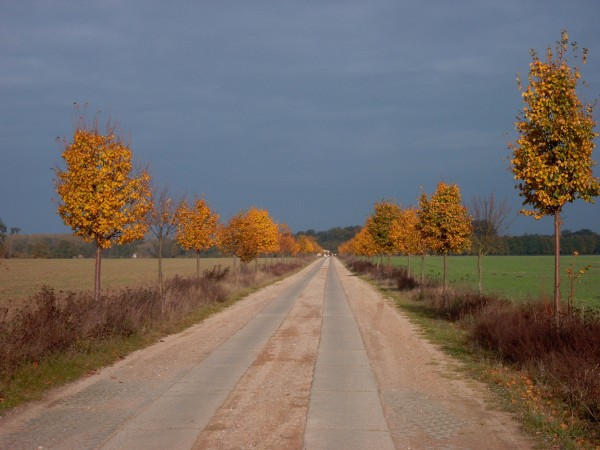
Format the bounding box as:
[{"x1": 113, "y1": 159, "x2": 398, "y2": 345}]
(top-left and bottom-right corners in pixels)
[{"x1": 1, "y1": 0, "x2": 599, "y2": 236}]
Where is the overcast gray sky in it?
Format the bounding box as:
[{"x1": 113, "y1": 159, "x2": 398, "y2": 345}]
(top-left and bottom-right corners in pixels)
[{"x1": 1, "y1": 0, "x2": 599, "y2": 235}]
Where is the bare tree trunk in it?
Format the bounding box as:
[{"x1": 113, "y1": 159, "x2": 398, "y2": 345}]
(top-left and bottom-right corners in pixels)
[
  {"x1": 196, "y1": 251, "x2": 200, "y2": 279},
  {"x1": 94, "y1": 245, "x2": 102, "y2": 301},
  {"x1": 477, "y1": 251, "x2": 483, "y2": 294},
  {"x1": 443, "y1": 253, "x2": 448, "y2": 292},
  {"x1": 158, "y1": 237, "x2": 164, "y2": 296},
  {"x1": 554, "y1": 211, "x2": 561, "y2": 317},
  {"x1": 407, "y1": 254, "x2": 411, "y2": 277}
]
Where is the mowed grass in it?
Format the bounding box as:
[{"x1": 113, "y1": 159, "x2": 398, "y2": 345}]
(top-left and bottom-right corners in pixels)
[
  {"x1": 391, "y1": 255, "x2": 600, "y2": 308},
  {"x1": 0, "y1": 257, "x2": 237, "y2": 307}
]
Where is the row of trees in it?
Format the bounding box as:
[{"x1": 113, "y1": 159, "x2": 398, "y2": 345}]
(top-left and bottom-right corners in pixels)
[
  {"x1": 339, "y1": 182, "x2": 473, "y2": 291},
  {"x1": 54, "y1": 105, "x2": 322, "y2": 299},
  {"x1": 343, "y1": 31, "x2": 599, "y2": 317}
]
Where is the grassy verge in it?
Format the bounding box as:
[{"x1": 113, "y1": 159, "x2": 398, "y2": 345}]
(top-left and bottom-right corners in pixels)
[
  {"x1": 345, "y1": 259, "x2": 599, "y2": 450},
  {"x1": 389, "y1": 254, "x2": 600, "y2": 308},
  {"x1": 0, "y1": 259, "x2": 308, "y2": 414}
]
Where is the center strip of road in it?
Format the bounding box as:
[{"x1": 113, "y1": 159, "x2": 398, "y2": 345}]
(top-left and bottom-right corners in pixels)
[{"x1": 303, "y1": 258, "x2": 395, "y2": 449}]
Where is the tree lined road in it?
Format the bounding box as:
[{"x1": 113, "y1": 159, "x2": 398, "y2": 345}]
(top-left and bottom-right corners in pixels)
[{"x1": 0, "y1": 258, "x2": 534, "y2": 449}]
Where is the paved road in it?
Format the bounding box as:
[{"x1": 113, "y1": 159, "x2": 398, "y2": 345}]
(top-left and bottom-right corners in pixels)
[{"x1": 0, "y1": 258, "x2": 533, "y2": 449}]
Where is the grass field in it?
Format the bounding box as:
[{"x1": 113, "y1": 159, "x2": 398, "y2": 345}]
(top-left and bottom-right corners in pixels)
[
  {"x1": 391, "y1": 255, "x2": 600, "y2": 308},
  {"x1": 0, "y1": 258, "x2": 240, "y2": 306}
]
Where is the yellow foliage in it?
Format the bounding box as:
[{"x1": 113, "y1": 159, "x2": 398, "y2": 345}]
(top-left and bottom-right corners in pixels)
[
  {"x1": 175, "y1": 198, "x2": 219, "y2": 254},
  {"x1": 389, "y1": 207, "x2": 427, "y2": 256},
  {"x1": 220, "y1": 208, "x2": 280, "y2": 264},
  {"x1": 55, "y1": 129, "x2": 152, "y2": 250},
  {"x1": 510, "y1": 30, "x2": 599, "y2": 218},
  {"x1": 418, "y1": 182, "x2": 472, "y2": 255}
]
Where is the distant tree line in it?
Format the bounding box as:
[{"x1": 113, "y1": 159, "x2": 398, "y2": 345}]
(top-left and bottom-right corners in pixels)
[
  {"x1": 2, "y1": 222, "x2": 599, "y2": 259},
  {"x1": 297, "y1": 226, "x2": 361, "y2": 253},
  {"x1": 502, "y1": 229, "x2": 600, "y2": 256}
]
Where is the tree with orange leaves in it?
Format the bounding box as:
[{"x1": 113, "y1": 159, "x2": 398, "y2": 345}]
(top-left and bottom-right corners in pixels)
[
  {"x1": 510, "y1": 31, "x2": 598, "y2": 315},
  {"x1": 278, "y1": 223, "x2": 299, "y2": 259},
  {"x1": 418, "y1": 182, "x2": 472, "y2": 291},
  {"x1": 225, "y1": 207, "x2": 279, "y2": 266},
  {"x1": 366, "y1": 200, "x2": 402, "y2": 266},
  {"x1": 389, "y1": 206, "x2": 427, "y2": 281},
  {"x1": 55, "y1": 108, "x2": 152, "y2": 299},
  {"x1": 175, "y1": 198, "x2": 219, "y2": 278}
]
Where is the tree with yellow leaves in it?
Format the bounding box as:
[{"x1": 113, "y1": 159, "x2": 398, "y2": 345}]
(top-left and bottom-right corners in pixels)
[
  {"x1": 175, "y1": 198, "x2": 219, "y2": 278},
  {"x1": 55, "y1": 110, "x2": 152, "y2": 300},
  {"x1": 148, "y1": 185, "x2": 179, "y2": 295},
  {"x1": 366, "y1": 200, "x2": 402, "y2": 267},
  {"x1": 418, "y1": 182, "x2": 472, "y2": 291},
  {"x1": 510, "y1": 31, "x2": 599, "y2": 315},
  {"x1": 217, "y1": 212, "x2": 246, "y2": 270},
  {"x1": 389, "y1": 206, "x2": 427, "y2": 281},
  {"x1": 342, "y1": 226, "x2": 378, "y2": 260},
  {"x1": 227, "y1": 207, "x2": 279, "y2": 267},
  {"x1": 297, "y1": 234, "x2": 322, "y2": 257},
  {"x1": 278, "y1": 223, "x2": 300, "y2": 259}
]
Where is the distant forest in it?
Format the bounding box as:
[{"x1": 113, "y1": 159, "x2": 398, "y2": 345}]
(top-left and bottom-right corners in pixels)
[{"x1": 1, "y1": 226, "x2": 599, "y2": 259}]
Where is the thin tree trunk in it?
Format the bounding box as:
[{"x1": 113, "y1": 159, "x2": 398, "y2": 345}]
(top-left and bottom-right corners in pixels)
[
  {"x1": 554, "y1": 211, "x2": 561, "y2": 317},
  {"x1": 158, "y1": 237, "x2": 164, "y2": 296},
  {"x1": 420, "y1": 254, "x2": 425, "y2": 285},
  {"x1": 407, "y1": 254, "x2": 411, "y2": 277},
  {"x1": 477, "y1": 251, "x2": 483, "y2": 294},
  {"x1": 443, "y1": 253, "x2": 448, "y2": 292},
  {"x1": 94, "y1": 245, "x2": 102, "y2": 301},
  {"x1": 196, "y1": 251, "x2": 200, "y2": 279}
]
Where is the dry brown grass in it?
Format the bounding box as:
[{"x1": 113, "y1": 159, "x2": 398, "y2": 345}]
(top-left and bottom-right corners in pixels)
[{"x1": 0, "y1": 258, "x2": 238, "y2": 307}]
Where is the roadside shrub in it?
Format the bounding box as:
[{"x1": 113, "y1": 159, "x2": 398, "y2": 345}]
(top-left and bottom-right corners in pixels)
[
  {"x1": 471, "y1": 302, "x2": 600, "y2": 423},
  {"x1": 261, "y1": 260, "x2": 303, "y2": 277},
  {"x1": 345, "y1": 259, "x2": 419, "y2": 290}
]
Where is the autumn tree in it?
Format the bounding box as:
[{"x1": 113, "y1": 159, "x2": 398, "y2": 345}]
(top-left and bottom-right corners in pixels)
[
  {"x1": 366, "y1": 200, "x2": 402, "y2": 267},
  {"x1": 510, "y1": 31, "x2": 599, "y2": 315},
  {"x1": 278, "y1": 223, "x2": 300, "y2": 259},
  {"x1": 227, "y1": 208, "x2": 279, "y2": 267},
  {"x1": 389, "y1": 207, "x2": 427, "y2": 281},
  {"x1": 297, "y1": 234, "x2": 322, "y2": 257},
  {"x1": 342, "y1": 226, "x2": 377, "y2": 260},
  {"x1": 175, "y1": 198, "x2": 219, "y2": 278},
  {"x1": 55, "y1": 111, "x2": 152, "y2": 299},
  {"x1": 470, "y1": 194, "x2": 511, "y2": 294},
  {"x1": 148, "y1": 185, "x2": 179, "y2": 294},
  {"x1": 217, "y1": 212, "x2": 246, "y2": 270},
  {"x1": 418, "y1": 182, "x2": 472, "y2": 291}
]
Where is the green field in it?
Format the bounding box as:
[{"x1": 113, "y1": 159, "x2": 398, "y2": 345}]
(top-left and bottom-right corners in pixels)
[
  {"x1": 0, "y1": 258, "x2": 238, "y2": 305},
  {"x1": 391, "y1": 255, "x2": 600, "y2": 308}
]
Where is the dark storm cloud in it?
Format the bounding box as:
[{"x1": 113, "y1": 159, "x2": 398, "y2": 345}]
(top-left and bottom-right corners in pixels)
[{"x1": 1, "y1": 0, "x2": 599, "y2": 234}]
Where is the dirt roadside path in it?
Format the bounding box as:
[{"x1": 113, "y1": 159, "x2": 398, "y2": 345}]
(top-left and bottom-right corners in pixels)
[{"x1": 0, "y1": 258, "x2": 537, "y2": 449}]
